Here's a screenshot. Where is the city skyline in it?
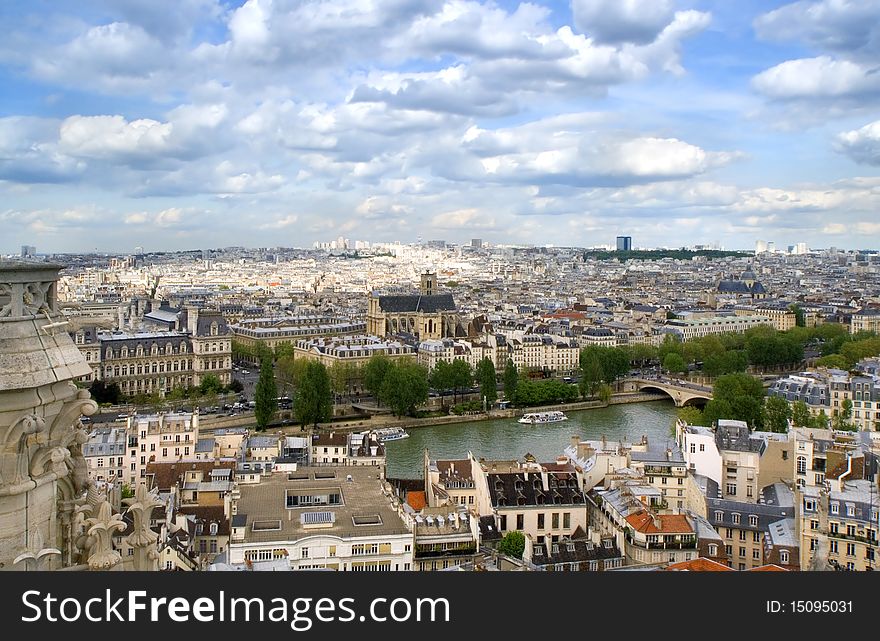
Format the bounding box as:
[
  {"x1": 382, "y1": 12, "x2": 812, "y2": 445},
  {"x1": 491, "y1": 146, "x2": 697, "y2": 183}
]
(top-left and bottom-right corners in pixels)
[{"x1": 2, "y1": 1, "x2": 880, "y2": 253}]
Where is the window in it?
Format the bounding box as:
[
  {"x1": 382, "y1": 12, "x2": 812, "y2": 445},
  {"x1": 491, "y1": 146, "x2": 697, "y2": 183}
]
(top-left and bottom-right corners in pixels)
[
  {"x1": 732, "y1": 513, "x2": 741, "y2": 525},
  {"x1": 726, "y1": 483, "x2": 736, "y2": 496},
  {"x1": 708, "y1": 544, "x2": 718, "y2": 556},
  {"x1": 714, "y1": 510, "x2": 723, "y2": 522},
  {"x1": 846, "y1": 504, "x2": 855, "y2": 517},
  {"x1": 752, "y1": 549, "x2": 760, "y2": 560},
  {"x1": 302, "y1": 548, "x2": 309, "y2": 559},
  {"x1": 748, "y1": 515, "x2": 758, "y2": 527},
  {"x1": 537, "y1": 513, "x2": 545, "y2": 530},
  {"x1": 739, "y1": 531, "x2": 746, "y2": 541},
  {"x1": 699, "y1": 444, "x2": 705, "y2": 452},
  {"x1": 810, "y1": 520, "x2": 819, "y2": 531},
  {"x1": 739, "y1": 547, "x2": 746, "y2": 558},
  {"x1": 830, "y1": 503, "x2": 839, "y2": 515},
  {"x1": 725, "y1": 545, "x2": 732, "y2": 556},
  {"x1": 690, "y1": 444, "x2": 695, "y2": 454},
  {"x1": 796, "y1": 456, "x2": 807, "y2": 474},
  {"x1": 753, "y1": 532, "x2": 760, "y2": 543},
  {"x1": 829, "y1": 540, "x2": 838, "y2": 554},
  {"x1": 516, "y1": 514, "x2": 524, "y2": 530},
  {"x1": 780, "y1": 551, "x2": 789, "y2": 564},
  {"x1": 552, "y1": 513, "x2": 559, "y2": 529},
  {"x1": 563, "y1": 512, "x2": 570, "y2": 529}
]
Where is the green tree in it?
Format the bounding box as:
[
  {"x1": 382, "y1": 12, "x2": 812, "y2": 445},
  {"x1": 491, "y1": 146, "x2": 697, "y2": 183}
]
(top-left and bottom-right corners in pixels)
[
  {"x1": 503, "y1": 359, "x2": 519, "y2": 401},
  {"x1": 328, "y1": 361, "x2": 348, "y2": 399},
  {"x1": 791, "y1": 400, "x2": 812, "y2": 428},
  {"x1": 579, "y1": 349, "x2": 603, "y2": 398},
  {"x1": 497, "y1": 530, "x2": 525, "y2": 559},
  {"x1": 789, "y1": 304, "x2": 806, "y2": 327},
  {"x1": 475, "y1": 357, "x2": 497, "y2": 406},
  {"x1": 764, "y1": 396, "x2": 792, "y2": 433},
  {"x1": 253, "y1": 356, "x2": 278, "y2": 430},
  {"x1": 382, "y1": 362, "x2": 429, "y2": 417},
  {"x1": 663, "y1": 352, "x2": 688, "y2": 375},
  {"x1": 813, "y1": 409, "x2": 830, "y2": 429},
  {"x1": 121, "y1": 484, "x2": 135, "y2": 500},
  {"x1": 703, "y1": 372, "x2": 766, "y2": 429},
  {"x1": 277, "y1": 355, "x2": 308, "y2": 395},
  {"x1": 677, "y1": 405, "x2": 709, "y2": 426},
  {"x1": 815, "y1": 354, "x2": 850, "y2": 369},
  {"x1": 199, "y1": 374, "x2": 223, "y2": 395},
  {"x1": 429, "y1": 360, "x2": 453, "y2": 407},
  {"x1": 833, "y1": 398, "x2": 856, "y2": 431},
  {"x1": 274, "y1": 342, "x2": 295, "y2": 360},
  {"x1": 295, "y1": 361, "x2": 333, "y2": 427},
  {"x1": 228, "y1": 378, "x2": 244, "y2": 394},
  {"x1": 363, "y1": 353, "x2": 394, "y2": 406},
  {"x1": 89, "y1": 379, "x2": 122, "y2": 405},
  {"x1": 627, "y1": 343, "x2": 658, "y2": 367},
  {"x1": 658, "y1": 334, "x2": 684, "y2": 363},
  {"x1": 597, "y1": 383, "x2": 613, "y2": 405},
  {"x1": 449, "y1": 359, "x2": 473, "y2": 404}
]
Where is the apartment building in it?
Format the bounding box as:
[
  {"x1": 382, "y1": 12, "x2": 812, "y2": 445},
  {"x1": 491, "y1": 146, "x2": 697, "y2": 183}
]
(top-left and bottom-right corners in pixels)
[
  {"x1": 82, "y1": 426, "x2": 130, "y2": 484},
  {"x1": 129, "y1": 412, "x2": 200, "y2": 482},
  {"x1": 424, "y1": 454, "x2": 478, "y2": 512},
  {"x1": 73, "y1": 307, "x2": 232, "y2": 395},
  {"x1": 229, "y1": 315, "x2": 366, "y2": 358},
  {"x1": 480, "y1": 458, "x2": 589, "y2": 547},
  {"x1": 310, "y1": 431, "x2": 386, "y2": 467},
  {"x1": 851, "y1": 307, "x2": 880, "y2": 334},
  {"x1": 227, "y1": 466, "x2": 413, "y2": 571},
  {"x1": 664, "y1": 314, "x2": 773, "y2": 341}
]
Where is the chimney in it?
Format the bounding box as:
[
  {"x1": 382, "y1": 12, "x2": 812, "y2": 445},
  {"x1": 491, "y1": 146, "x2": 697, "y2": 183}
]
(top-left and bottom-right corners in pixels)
[{"x1": 187, "y1": 305, "x2": 199, "y2": 335}]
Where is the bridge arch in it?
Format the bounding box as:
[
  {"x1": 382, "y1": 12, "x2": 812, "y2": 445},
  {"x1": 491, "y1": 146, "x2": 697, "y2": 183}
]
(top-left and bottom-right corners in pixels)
[{"x1": 633, "y1": 380, "x2": 712, "y2": 408}]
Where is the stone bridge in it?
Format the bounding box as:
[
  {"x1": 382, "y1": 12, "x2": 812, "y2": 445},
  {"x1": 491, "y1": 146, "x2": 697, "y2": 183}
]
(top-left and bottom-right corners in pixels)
[{"x1": 627, "y1": 377, "x2": 713, "y2": 407}]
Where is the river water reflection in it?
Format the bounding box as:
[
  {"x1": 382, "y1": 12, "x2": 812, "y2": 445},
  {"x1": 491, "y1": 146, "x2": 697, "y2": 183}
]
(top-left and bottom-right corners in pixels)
[{"x1": 383, "y1": 400, "x2": 680, "y2": 478}]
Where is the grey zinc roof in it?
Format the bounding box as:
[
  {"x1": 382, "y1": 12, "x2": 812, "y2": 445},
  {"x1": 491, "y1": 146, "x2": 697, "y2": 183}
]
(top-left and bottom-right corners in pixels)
[
  {"x1": 195, "y1": 438, "x2": 215, "y2": 454},
  {"x1": 378, "y1": 293, "x2": 456, "y2": 313},
  {"x1": 235, "y1": 466, "x2": 410, "y2": 543}
]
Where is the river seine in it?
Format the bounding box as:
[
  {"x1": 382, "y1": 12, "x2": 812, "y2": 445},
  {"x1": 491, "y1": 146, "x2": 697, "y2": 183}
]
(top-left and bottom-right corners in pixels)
[{"x1": 383, "y1": 399, "x2": 680, "y2": 478}]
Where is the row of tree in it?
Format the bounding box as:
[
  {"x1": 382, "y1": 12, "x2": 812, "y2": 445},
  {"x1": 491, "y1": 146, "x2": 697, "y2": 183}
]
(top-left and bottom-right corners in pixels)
[{"x1": 676, "y1": 371, "x2": 856, "y2": 434}]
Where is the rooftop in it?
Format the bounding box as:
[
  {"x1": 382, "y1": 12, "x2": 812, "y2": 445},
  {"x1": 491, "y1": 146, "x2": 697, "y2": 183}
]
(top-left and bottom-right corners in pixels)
[{"x1": 234, "y1": 466, "x2": 409, "y2": 542}]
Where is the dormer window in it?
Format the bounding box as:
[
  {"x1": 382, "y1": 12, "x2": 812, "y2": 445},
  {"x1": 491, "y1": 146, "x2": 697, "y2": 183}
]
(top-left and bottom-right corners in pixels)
[{"x1": 209, "y1": 522, "x2": 218, "y2": 536}]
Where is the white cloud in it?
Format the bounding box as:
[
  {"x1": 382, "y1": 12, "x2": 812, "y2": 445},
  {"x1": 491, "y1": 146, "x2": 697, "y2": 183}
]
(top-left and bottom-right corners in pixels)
[
  {"x1": 59, "y1": 115, "x2": 173, "y2": 160},
  {"x1": 754, "y1": 0, "x2": 880, "y2": 58},
  {"x1": 835, "y1": 119, "x2": 880, "y2": 165},
  {"x1": 752, "y1": 55, "x2": 880, "y2": 99},
  {"x1": 572, "y1": 0, "x2": 675, "y2": 44}
]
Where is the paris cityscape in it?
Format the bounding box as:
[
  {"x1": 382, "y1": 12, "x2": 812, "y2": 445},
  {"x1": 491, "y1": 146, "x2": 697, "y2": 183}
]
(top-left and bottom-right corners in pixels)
[{"x1": 1, "y1": 0, "x2": 880, "y2": 581}]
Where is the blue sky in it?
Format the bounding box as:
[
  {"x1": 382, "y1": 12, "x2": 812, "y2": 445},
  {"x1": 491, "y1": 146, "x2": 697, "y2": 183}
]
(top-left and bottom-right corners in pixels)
[{"x1": 2, "y1": 0, "x2": 880, "y2": 253}]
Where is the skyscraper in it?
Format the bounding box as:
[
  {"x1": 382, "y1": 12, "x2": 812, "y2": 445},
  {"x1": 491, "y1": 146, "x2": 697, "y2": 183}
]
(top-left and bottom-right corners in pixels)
[
  {"x1": 616, "y1": 236, "x2": 632, "y2": 251},
  {"x1": 471, "y1": 238, "x2": 483, "y2": 249},
  {"x1": 755, "y1": 240, "x2": 768, "y2": 254}
]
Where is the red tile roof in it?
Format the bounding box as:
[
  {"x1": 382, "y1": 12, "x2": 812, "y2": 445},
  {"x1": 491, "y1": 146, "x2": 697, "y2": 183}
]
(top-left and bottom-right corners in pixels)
[
  {"x1": 665, "y1": 558, "x2": 733, "y2": 572},
  {"x1": 625, "y1": 511, "x2": 694, "y2": 534},
  {"x1": 747, "y1": 564, "x2": 789, "y2": 572},
  {"x1": 407, "y1": 491, "x2": 426, "y2": 511}
]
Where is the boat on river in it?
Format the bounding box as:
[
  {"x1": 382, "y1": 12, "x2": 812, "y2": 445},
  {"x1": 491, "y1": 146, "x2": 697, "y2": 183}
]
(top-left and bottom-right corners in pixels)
[
  {"x1": 373, "y1": 427, "x2": 410, "y2": 442},
  {"x1": 518, "y1": 411, "x2": 569, "y2": 425}
]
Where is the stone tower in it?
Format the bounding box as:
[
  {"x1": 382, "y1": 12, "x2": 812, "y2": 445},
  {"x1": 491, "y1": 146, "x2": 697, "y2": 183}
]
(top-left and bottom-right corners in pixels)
[
  {"x1": 420, "y1": 271, "x2": 437, "y2": 296},
  {"x1": 0, "y1": 261, "x2": 97, "y2": 570}
]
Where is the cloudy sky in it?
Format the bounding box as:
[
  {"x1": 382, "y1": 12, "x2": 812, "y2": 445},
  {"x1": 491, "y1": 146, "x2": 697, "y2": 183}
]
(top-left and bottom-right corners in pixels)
[{"x1": 2, "y1": 0, "x2": 880, "y2": 253}]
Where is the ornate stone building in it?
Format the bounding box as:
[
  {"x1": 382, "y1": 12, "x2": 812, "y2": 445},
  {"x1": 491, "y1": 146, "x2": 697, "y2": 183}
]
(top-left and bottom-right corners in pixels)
[
  {"x1": 71, "y1": 305, "x2": 232, "y2": 396},
  {"x1": 367, "y1": 272, "x2": 459, "y2": 340},
  {"x1": 0, "y1": 262, "x2": 162, "y2": 571}
]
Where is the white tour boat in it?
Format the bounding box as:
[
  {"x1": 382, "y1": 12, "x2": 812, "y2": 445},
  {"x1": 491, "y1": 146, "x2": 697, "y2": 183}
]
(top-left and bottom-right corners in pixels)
[
  {"x1": 373, "y1": 427, "x2": 410, "y2": 442},
  {"x1": 518, "y1": 411, "x2": 569, "y2": 425}
]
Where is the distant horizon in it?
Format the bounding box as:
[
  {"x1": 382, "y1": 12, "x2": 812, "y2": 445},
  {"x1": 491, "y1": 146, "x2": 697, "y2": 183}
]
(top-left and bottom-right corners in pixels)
[{"x1": 6, "y1": 241, "x2": 879, "y2": 258}]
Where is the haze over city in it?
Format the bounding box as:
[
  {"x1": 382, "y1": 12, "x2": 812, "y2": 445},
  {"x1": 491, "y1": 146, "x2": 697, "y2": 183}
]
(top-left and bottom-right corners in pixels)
[{"x1": 2, "y1": 0, "x2": 880, "y2": 253}]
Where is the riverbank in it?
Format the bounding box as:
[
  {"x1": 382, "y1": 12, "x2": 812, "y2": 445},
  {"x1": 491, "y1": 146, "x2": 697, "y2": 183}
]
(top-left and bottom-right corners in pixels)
[{"x1": 305, "y1": 391, "x2": 670, "y2": 434}]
